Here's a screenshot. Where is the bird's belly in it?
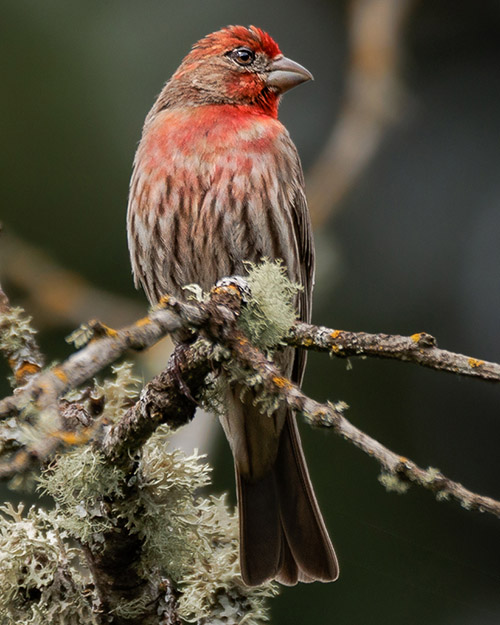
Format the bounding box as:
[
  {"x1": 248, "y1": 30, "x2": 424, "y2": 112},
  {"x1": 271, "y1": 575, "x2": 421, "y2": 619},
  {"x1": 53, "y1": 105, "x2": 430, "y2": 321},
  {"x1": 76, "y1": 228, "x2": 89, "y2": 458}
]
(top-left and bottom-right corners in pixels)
[{"x1": 158, "y1": 191, "x2": 298, "y2": 298}]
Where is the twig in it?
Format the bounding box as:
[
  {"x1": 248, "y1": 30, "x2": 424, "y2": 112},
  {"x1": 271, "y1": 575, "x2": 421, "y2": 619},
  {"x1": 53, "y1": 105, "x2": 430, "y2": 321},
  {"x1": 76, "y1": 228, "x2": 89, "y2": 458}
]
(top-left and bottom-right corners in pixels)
[
  {"x1": 287, "y1": 324, "x2": 500, "y2": 382},
  {"x1": 225, "y1": 329, "x2": 500, "y2": 518},
  {"x1": 0, "y1": 298, "x2": 202, "y2": 422}
]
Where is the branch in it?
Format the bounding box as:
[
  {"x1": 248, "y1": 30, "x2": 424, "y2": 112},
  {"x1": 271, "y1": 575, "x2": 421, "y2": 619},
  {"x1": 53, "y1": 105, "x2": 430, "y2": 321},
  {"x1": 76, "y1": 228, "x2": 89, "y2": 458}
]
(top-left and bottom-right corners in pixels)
[
  {"x1": 101, "y1": 340, "x2": 214, "y2": 466},
  {"x1": 0, "y1": 284, "x2": 241, "y2": 477},
  {"x1": 2, "y1": 271, "x2": 500, "y2": 625},
  {"x1": 78, "y1": 343, "x2": 215, "y2": 624},
  {"x1": 0, "y1": 295, "x2": 205, "y2": 422},
  {"x1": 224, "y1": 328, "x2": 500, "y2": 518},
  {"x1": 288, "y1": 324, "x2": 500, "y2": 382},
  {"x1": 1, "y1": 277, "x2": 499, "y2": 519},
  {"x1": 0, "y1": 298, "x2": 189, "y2": 478}
]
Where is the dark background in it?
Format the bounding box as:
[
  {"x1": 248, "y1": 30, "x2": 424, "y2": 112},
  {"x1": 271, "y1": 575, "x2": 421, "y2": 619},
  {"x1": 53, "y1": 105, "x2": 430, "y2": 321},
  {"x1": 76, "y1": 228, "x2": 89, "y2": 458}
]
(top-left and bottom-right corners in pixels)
[{"x1": 2, "y1": 1, "x2": 500, "y2": 623}]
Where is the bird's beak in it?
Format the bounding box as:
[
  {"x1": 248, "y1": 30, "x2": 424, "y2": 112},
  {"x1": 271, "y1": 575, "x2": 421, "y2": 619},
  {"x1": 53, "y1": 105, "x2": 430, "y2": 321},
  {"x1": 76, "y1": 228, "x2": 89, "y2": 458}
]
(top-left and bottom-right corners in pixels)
[{"x1": 265, "y1": 56, "x2": 313, "y2": 94}]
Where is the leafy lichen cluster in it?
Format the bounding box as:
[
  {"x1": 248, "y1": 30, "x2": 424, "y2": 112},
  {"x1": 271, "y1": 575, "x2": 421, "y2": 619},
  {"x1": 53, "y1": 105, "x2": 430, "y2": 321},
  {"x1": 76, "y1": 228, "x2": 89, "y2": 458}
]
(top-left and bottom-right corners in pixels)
[
  {"x1": 139, "y1": 427, "x2": 276, "y2": 623},
  {"x1": 0, "y1": 307, "x2": 37, "y2": 359},
  {"x1": 0, "y1": 503, "x2": 97, "y2": 625},
  {"x1": 378, "y1": 470, "x2": 411, "y2": 494},
  {"x1": 202, "y1": 260, "x2": 301, "y2": 423},
  {"x1": 0, "y1": 305, "x2": 41, "y2": 387},
  {"x1": 4, "y1": 361, "x2": 275, "y2": 623},
  {"x1": 239, "y1": 259, "x2": 301, "y2": 352}
]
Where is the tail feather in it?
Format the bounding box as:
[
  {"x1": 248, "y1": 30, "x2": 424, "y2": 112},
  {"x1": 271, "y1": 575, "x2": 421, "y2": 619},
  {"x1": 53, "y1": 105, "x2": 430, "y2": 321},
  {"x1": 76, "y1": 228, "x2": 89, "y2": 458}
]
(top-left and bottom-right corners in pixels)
[
  {"x1": 237, "y1": 470, "x2": 282, "y2": 586},
  {"x1": 237, "y1": 410, "x2": 339, "y2": 586},
  {"x1": 274, "y1": 413, "x2": 339, "y2": 583}
]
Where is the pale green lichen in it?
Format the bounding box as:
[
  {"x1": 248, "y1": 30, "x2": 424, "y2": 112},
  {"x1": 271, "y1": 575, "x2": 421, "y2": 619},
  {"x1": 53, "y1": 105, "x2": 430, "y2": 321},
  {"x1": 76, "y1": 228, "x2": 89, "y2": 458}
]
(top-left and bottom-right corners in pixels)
[
  {"x1": 0, "y1": 503, "x2": 96, "y2": 625},
  {"x1": 421, "y1": 466, "x2": 442, "y2": 484},
  {"x1": 178, "y1": 494, "x2": 277, "y2": 624},
  {"x1": 133, "y1": 426, "x2": 214, "y2": 582},
  {"x1": 36, "y1": 364, "x2": 137, "y2": 543},
  {"x1": 93, "y1": 361, "x2": 142, "y2": 423},
  {"x1": 202, "y1": 259, "x2": 303, "y2": 421},
  {"x1": 199, "y1": 260, "x2": 301, "y2": 420},
  {"x1": 111, "y1": 596, "x2": 152, "y2": 619},
  {"x1": 5, "y1": 343, "x2": 275, "y2": 623},
  {"x1": 436, "y1": 490, "x2": 451, "y2": 502},
  {"x1": 175, "y1": 493, "x2": 276, "y2": 624},
  {"x1": 378, "y1": 471, "x2": 411, "y2": 494},
  {"x1": 182, "y1": 283, "x2": 206, "y2": 302},
  {"x1": 200, "y1": 371, "x2": 229, "y2": 418},
  {"x1": 38, "y1": 446, "x2": 127, "y2": 542},
  {"x1": 135, "y1": 425, "x2": 276, "y2": 622},
  {"x1": 0, "y1": 307, "x2": 38, "y2": 355},
  {"x1": 65, "y1": 323, "x2": 95, "y2": 349},
  {"x1": 423, "y1": 467, "x2": 451, "y2": 502},
  {"x1": 0, "y1": 306, "x2": 40, "y2": 388},
  {"x1": 239, "y1": 260, "x2": 301, "y2": 351},
  {"x1": 34, "y1": 419, "x2": 275, "y2": 624}
]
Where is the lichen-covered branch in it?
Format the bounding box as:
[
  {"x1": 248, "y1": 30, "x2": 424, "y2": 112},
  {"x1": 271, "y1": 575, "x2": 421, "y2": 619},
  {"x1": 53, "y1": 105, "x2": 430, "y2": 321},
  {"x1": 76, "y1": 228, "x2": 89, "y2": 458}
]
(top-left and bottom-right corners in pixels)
[
  {"x1": 223, "y1": 328, "x2": 500, "y2": 518},
  {"x1": 102, "y1": 340, "x2": 214, "y2": 466},
  {"x1": 0, "y1": 281, "x2": 243, "y2": 479},
  {"x1": 1, "y1": 273, "x2": 499, "y2": 510},
  {"x1": 0, "y1": 286, "x2": 236, "y2": 423},
  {"x1": 287, "y1": 323, "x2": 500, "y2": 382},
  {"x1": 2, "y1": 264, "x2": 500, "y2": 624}
]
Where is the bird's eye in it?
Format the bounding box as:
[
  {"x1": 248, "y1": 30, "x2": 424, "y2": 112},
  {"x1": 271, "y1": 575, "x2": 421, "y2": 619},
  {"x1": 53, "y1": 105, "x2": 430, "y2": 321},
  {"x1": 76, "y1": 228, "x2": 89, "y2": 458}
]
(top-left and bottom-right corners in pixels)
[{"x1": 229, "y1": 47, "x2": 255, "y2": 66}]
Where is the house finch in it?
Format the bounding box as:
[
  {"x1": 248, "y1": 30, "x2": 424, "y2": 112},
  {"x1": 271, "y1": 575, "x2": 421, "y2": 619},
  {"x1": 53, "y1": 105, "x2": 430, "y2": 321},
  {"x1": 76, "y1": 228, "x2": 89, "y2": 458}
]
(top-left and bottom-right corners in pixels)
[{"x1": 127, "y1": 25, "x2": 338, "y2": 586}]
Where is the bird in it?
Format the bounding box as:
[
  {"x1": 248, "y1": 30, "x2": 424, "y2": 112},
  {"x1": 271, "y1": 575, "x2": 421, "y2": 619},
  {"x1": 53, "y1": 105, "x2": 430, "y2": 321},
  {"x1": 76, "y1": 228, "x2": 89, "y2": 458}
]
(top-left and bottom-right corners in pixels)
[{"x1": 127, "y1": 25, "x2": 339, "y2": 586}]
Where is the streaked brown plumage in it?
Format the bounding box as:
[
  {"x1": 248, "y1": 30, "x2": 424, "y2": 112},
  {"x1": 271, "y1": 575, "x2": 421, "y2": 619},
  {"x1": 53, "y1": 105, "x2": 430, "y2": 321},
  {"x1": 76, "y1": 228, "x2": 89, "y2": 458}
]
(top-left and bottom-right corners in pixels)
[{"x1": 127, "y1": 25, "x2": 339, "y2": 586}]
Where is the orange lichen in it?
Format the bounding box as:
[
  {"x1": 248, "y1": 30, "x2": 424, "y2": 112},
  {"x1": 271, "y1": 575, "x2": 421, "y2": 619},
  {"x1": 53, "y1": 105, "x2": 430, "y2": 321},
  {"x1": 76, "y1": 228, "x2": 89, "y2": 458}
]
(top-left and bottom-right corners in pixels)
[
  {"x1": 213, "y1": 284, "x2": 240, "y2": 295},
  {"x1": 135, "y1": 317, "x2": 151, "y2": 327},
  {"x1": 411, "y1": 333, "x2": 424, "y2": 343},
  {"x1": 158, "y1": 295, "x2": 171, "y2": 306},
  {"x1": 52, "y1": 367, "x2": 68, "y2": 384},
  {"x1": 52, "y1": 430, "x2": 92, "y2": 445},
  {"x1": 468, "y1": 358, "x2": 484, "y2": 369},
  {"x1": 272, "y1": 375, "x2": 292, "y2": 390},
  {"x1": 330, "y1": 330, "x2": 341, "y2": 339},
  {"x1": 88, "y1": 321, "x2": 118, "y2": 340},
  {"x1": 15, "y1": 362, "x2": 40, "y2": 380}
]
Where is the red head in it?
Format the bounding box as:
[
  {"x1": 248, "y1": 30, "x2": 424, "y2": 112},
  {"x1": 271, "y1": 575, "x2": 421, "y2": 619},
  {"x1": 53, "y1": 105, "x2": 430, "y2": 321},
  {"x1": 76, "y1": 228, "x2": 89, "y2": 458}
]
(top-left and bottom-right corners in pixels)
[{"x1": 156, "y1": 25, "x2": 312, "y2": 118}]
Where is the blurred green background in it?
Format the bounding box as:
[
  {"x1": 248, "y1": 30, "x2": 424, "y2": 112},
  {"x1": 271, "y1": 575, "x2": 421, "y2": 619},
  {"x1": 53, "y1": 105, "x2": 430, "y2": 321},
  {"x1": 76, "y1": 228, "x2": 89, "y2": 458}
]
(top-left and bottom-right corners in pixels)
[{"x1": 2, "y1": 1, "x2": 500, "y2": 623}]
